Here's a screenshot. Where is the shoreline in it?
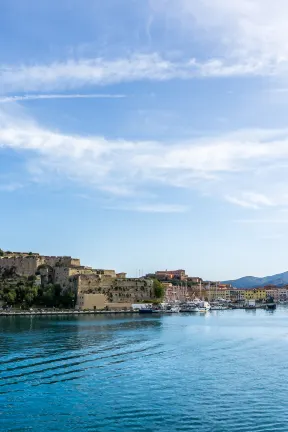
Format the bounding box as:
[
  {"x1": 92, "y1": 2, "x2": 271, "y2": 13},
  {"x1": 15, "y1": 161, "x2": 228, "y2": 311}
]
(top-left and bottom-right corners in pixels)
[
  {"x1": 0, "y1": 305, "x2": 278, "y2": 317},
  {"x1": 0, "y1": 310, "x2": 138, "y2": 317}
]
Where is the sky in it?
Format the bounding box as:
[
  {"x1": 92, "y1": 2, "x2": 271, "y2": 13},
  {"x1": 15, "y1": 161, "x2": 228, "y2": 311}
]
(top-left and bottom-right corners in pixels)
[{"x1": 1, "y1": 0, "x2": 288, "y2": 280}]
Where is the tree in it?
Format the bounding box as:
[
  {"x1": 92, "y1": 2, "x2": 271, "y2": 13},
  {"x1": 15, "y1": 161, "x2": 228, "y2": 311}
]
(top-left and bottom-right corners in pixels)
[
  {"x1": 27, "y1": 275, "x2": 37, "y2": 284},
  {"x1": 39, "y1": 284, "x2": 55, "y2": 307},
  {"x1": 0, "y1": 249, "x2": 3, "y2": 257},
  {"x1": 60, "y1": 289, "x2": 76, "y2": 308},
  {"x1": 153, "y1": 279, "x2": 164, "y2": 299},
  {"x1": 24, "y1": 286, "x2": 38, "y2": 306},
  {"x1": 3, "y1": 290, "x2": 16, "y2": 305}
]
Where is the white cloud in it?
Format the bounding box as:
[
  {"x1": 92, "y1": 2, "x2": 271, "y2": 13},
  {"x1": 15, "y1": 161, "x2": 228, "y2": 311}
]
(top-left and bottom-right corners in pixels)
[
  {"x1": 151, "y1": 0, "x2": 288, "y2": 75},
  {"x1": 1, "y1": 108, "x2": 288, "y2": 211},
  {"x1": 107, "y1": 204, "x2": 188, "y2": 213},
  {"x1": 226, "y1": 192, "x2": 274, "y2": 209},
  {"x1": 0, "y1": 54, "x2": 281, "y2": 94},
  {"x1": 0, "y1": 94, "x2": 126, "y2": 103},
  {"x1": 226, "y1": 196, "x2": 259, "y2": 210}
]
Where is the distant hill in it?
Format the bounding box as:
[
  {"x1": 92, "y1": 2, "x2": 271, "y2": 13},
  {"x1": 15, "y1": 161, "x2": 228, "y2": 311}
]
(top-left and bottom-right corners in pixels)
[{"x1": 223, "y1": 271, "x2": 288, "y2": 289}]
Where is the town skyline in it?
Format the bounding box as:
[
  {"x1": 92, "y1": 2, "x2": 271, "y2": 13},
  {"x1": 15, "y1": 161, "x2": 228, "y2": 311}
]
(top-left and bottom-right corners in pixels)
[{"x1": 0, "y1": 247, "x2": 287, "y2": 285}]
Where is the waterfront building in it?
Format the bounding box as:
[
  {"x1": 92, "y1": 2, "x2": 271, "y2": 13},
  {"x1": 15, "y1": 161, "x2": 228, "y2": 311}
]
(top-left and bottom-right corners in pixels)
[
  {"x1": 244, "y1": 288, "x2": 267, "y2": 301},
  {"x1": 264, "y1": 286, "x2": 288, "y2": 301},
  {"x1": 163, "y1": 282, "x2": 187, "y2": 302}
]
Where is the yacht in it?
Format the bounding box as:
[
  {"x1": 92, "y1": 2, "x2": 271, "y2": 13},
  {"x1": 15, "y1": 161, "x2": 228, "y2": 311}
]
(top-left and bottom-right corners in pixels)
[
  {"x1": 210, "y1": 304, "x2": 228, "y2": 311},
  {"x1": 180, "y1": 303, "x2": 200, "y2": 313},
  {"x1": 165, "y1": 305, "x2": 180, "y2": 313},
  {"x1": 198, "y1": 301, "x2": 211, "y2": 312}
]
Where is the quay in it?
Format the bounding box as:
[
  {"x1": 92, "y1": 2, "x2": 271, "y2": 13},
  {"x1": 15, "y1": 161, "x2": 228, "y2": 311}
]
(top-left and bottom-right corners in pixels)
[
  {"x1": 0, "y1": 310, "x2": 138, "y2": 317},
  {"x1": 0, "y1": 303, "x2": 277, "y2": 317}
]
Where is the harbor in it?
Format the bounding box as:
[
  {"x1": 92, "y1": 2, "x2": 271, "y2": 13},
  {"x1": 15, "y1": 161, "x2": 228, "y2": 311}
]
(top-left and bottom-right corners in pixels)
[
  {"x1": 1, "y1": 307, "x2": 288, "y2": 432},
  {"x1": 0, "y1": 300, "x2": 277, "y2": 316}
]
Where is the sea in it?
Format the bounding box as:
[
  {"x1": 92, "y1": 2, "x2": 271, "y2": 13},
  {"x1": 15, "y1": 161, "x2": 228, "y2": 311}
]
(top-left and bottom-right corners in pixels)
[{"x1": 1, "y1": 308, "x2": 288, "y2": 432}]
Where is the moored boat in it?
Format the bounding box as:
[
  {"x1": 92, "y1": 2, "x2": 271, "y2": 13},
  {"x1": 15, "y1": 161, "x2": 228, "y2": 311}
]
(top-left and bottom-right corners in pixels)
[
  {"x1": 198, "y1": 301, "x2": 211, "y2": 312},
  {"x1": 139, "y1": 308, "x2": 153, "y2": 314}
]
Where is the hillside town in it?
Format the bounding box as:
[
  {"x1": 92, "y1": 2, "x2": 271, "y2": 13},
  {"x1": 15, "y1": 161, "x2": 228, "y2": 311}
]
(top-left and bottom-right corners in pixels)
[
  {"x1": 152, "y1": 269, "x2": 287, "y2": 303},
  {"x1": 0, "y1": 249, "x2": 285, "y2": 312}
]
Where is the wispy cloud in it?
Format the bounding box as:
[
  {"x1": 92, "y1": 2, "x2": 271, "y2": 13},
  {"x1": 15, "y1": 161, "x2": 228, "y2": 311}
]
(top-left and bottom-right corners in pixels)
[
  {"x1": 0, "y1": 182, "x2": 24, "y2": 192},
  {"x1": 152, "y1": 0, "x2": 288, "y2": 62},
  {"x1": 236, "y1": 219, "x2": 288, "y2": 224},
  {"x1": 226, "y1": 192, "x2": 274, "y2": 210},
  {"x1": 1, "y1": 108, "x2": 288, "y2": 210},
  {"x1": 107, "y1": 204, "x2": 188, "y2": 213},
  {"x1": 0, "y1": 94, "x2": 126, "y2": 103},
  {"x1": 0, "y1": 54, "x2": 281, "y2": 93}
]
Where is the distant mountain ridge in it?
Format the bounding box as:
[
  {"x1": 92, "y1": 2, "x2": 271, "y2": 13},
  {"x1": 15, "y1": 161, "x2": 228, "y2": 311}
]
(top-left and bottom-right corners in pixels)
[{"x1": 222, "y1": 271, "x2": 288, "y2": 289}]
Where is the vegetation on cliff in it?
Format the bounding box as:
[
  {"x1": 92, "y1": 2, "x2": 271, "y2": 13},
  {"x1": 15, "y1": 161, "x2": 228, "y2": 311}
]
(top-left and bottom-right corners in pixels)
[
  {"x1": 0, "y1": 272, "x2": 76, "y2": 309},
  {"x1": 153, "y1": 279, "x2": 164, "y2": 299}
]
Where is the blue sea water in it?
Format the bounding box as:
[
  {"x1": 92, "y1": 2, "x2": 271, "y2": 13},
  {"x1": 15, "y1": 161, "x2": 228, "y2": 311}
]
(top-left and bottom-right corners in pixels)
[{"x1": 1, "y1": 309, "x2": 288, "y2": 432}]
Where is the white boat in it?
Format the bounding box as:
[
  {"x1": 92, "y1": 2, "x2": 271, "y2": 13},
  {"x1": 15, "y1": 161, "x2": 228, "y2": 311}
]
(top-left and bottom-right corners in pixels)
[
  {"x1": 180, "y1": 303, "x2": 200, "y2": 312},
  {"x1": 198, "y1": 301, "x2": 211, "y2": 312},
  {"x1": 210, "y1": 305, "x2": 228, "y2": 311},
  {"x1": 163, "y1": 304, "x2": 180, "y2": 313}
]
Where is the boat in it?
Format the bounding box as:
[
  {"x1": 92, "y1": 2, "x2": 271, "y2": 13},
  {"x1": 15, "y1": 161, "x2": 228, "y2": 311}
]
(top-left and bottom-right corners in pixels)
[
  {"x1": 139, "y1": 308, "x2": 153, "y2": 314},
  {"x1": 164, "y1": 305, "x2": 180, "y2": 313},
  {"x1": 180, "y1": 303, "x2": 200, "y2": 313},
  {"x1": 266, "y1": 303, "x2": 276, "y2": 310},
  {"x1": 210, "y1": 305, "x2": 228, "y2": 311},
  {"x1": 198, "y1": 301, "x2": 211, "y2": 312}
]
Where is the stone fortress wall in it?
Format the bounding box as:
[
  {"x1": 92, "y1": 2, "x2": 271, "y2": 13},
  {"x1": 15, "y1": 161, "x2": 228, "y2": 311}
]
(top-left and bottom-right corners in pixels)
[
  {"x1": 0, "y1": 252, "x2": 81, "y2": 278},
  {"x1": 72, "y1": 274, "x2": 154, "y2": 303},
  {"x1": 0, "y1": 251, "x2": 155, "y2": 308}
]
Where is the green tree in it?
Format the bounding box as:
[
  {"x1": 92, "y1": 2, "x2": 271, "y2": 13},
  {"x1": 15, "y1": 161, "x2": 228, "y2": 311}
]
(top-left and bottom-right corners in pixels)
[
  {"x1": 24, "y1": 286, "x2": 38, "y2": 306},
  {"x1": 3, "y1": 290, "x2": 16, "y2": 305},
  {"x1": 27, "y1": 275, "x2": 37, "y2": 284},
  {"x1": 40, "y1": 284, "x2": 56, "y2": 307},
  {"x1": 0, "y1": 249, "x2": 4, "y2": 257},
  {"x1": 153, "y1": 279, "x2": 164, "y2": 299},
  {"x1": 60, "y1": 289, "x2": 76, "y2": 308}
]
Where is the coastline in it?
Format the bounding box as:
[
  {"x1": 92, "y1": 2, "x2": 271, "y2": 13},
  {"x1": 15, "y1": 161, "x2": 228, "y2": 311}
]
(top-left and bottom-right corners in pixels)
[
  {"x1": 0, "y1": 310, "x2": 138, "y2": 317},
  {"x1": 0, "y1": 304, "x2": 278, "y2": 317}
]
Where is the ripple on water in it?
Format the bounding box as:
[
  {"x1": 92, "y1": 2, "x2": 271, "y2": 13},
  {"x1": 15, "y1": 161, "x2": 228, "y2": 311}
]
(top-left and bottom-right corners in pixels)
[{"x1": 1, "y1": 312, "x2": 288, "y2": 432}]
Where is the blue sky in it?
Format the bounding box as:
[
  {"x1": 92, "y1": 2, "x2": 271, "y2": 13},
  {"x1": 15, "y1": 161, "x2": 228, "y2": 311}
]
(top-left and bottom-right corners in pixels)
[{"x1": 1, "y1": 0, "x2": 288, "y2": 280}]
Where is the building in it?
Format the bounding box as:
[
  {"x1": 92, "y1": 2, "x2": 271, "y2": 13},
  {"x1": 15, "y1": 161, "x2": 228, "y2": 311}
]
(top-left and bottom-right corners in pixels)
[
  {"x1": 163, "y1": 282, "x2": 187, "y2": 302},
  {"x1": 244, "y1": 288, "x2": 268, "y2": 301},
  {"x1": 155, "y1": 269, "x2": 187, "y2": 281},
  {"x1": 77, "y1": 293, "x2": 106, "y2": 310},
  {"x1": 264, "y1": 286, "x2": 288, "y2": 301}
]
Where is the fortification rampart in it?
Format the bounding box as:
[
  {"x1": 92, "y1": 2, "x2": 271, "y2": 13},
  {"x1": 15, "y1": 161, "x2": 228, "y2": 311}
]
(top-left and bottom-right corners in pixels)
[
  {"x1": 71, "y1": 274, "x2": 154, "y2": 303},
  {"x1": 0, "y1": 254, "x2": 81, "y2": 278}
]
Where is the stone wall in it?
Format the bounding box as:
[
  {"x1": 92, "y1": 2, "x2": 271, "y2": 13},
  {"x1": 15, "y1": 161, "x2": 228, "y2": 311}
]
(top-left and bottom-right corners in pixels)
[
  {"x1": 77, "y1": 293, "x2": 107, "y2": 310},
  {"x1": 72, "y1": 274, "x2": 154, "y2": 303},
  {"x1": 0, "y1": 256, "x2": 39, "y2": 277},
  {"x1": 0, "y1": 254, "x2": 81, "y2": 279}
]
